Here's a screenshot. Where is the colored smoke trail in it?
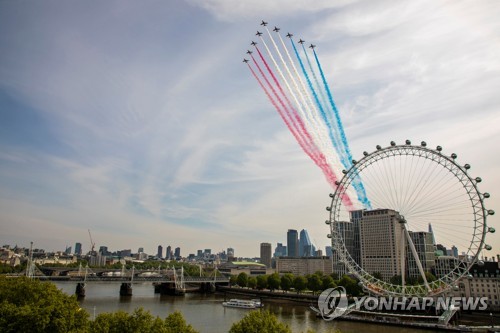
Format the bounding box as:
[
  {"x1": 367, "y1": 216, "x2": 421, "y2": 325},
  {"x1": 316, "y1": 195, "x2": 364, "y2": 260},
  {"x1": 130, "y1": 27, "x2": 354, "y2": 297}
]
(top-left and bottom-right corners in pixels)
[
  {"x1": 311, "y1": 49, "x2": 372, "y2": 209},
  {"x1": 247, "y1": 60, "x2": 355, "y2": 209},
  {"x1": 245, "y1": 23, "x2": 369, "y2": 210}
]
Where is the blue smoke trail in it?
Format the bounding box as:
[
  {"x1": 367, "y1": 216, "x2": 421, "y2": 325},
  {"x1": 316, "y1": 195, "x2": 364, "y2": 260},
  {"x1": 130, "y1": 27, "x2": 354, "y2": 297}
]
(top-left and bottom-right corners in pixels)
[
  {"x1": 290, "y1": 40, "x2": 344, "y2": 159},
  {"x1": 312, "y1": 49, "x2": 372, "y2": 209}
]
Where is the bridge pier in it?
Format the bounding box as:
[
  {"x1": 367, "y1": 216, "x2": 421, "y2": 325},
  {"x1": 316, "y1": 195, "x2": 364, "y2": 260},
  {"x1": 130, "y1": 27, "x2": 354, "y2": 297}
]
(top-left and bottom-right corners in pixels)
[
  {"x1": 199, "y1": 282, "x2": 215, "y2": 293},
  {"x1": 120, "y1": 283, "x2": 132, "y2": 297},
  {"x1": 75, "y1": 283, "x2": 86, "y2": 298}
]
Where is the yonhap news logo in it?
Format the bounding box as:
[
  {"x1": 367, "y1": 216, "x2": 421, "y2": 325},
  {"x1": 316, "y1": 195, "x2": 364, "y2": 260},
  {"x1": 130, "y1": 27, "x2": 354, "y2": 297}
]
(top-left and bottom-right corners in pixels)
[
  {"x1": 310, "y1": 287, "x2": 348, "y2": 320},
  {"x1": 312, "y1": 288, "x2": 489, "y2": 321}
]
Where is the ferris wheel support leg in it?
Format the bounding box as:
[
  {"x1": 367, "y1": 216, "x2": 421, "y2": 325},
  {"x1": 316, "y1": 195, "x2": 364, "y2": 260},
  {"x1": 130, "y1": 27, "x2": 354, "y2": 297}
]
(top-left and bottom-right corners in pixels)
[{"x1": 402, "y1": 223, "x2": 431, "y2": 292}]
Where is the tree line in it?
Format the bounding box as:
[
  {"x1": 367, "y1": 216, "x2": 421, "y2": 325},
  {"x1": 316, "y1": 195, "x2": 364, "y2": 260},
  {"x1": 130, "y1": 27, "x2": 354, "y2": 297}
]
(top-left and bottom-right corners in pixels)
[{"x1": 230, "y1": 271, "x2": 364, "y2": 296}]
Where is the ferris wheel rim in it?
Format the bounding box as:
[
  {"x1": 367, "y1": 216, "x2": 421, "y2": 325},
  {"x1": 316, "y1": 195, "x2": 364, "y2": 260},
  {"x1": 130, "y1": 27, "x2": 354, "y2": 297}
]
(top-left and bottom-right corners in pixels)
[{"x1": 328, "y1": 142, "x2": 490, "y2": 297}]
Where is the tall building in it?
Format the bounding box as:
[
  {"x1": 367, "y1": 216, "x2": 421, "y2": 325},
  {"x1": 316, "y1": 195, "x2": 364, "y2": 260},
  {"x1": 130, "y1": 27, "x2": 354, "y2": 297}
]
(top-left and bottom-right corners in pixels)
[
  {"x1": 227, "y1": 247, "x2": 235, "y2": 261},
  {"x1": 197, "y1": 249, "x2": 203, "y2": 258},
  {"x1": 260, "y1": 243, "x2": 272, "y2": 268},
  {"x1": 299, "y1": 229, "x2": 315, "y2": 257},
  {"x1": 99, "y1": 246, "x2": 109, "y2": 256},
  {"x1": 166, "y1": 246, "x2": 172, "y2": 260},
  {"x1": 287, "y1": 229, "x2": 299, "y2": 257},
  {"x1": 174, "y1": 247, "x2": 181, "y2": 259},
  {"x1": 157, "y1": 245, "x2": 163, "y2": 258},
  {"x1": 138, "y1": 247, "x2": 144, "y2": 253},
  {"x1": 274, "y1": 243, "x2": 287, "y2": 257},
  {"x1": 406, "y1": 231, "x2": 436, "y2": 280},
  {"x1": 451, "y1": 245, "x2": 459, "y2": 258},
  {"x1": 65, "y1": 246, "x2": 72, "y2": 255},
  {"x1": 74, "y1": 242, "x2": 82, "y2": 255},
  {"x1": 331, "y1": 220, "x2": 357, "y2": 277},
  {"x1": 325, "y1": 246, "x2": 332, "y2": 257},
  {"x1": 359, "y1": 209, "x2": 404, "y2": 281},
  {"x1": 428, "y1": 223, "x2": 436, "y2": 245}
]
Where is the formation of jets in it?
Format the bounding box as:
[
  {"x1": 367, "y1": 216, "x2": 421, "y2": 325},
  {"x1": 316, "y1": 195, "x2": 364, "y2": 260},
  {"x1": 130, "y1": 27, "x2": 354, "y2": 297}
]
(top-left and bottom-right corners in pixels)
[{"x1": 244, "y1": 20, "x2": 316, "y2": 63}]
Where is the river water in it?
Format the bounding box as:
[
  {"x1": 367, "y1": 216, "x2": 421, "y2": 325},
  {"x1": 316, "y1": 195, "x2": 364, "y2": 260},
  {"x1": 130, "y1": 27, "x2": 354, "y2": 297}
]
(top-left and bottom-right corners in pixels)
[{"x1": 54, "y1": 282, "x2": 439, "y2": 333}]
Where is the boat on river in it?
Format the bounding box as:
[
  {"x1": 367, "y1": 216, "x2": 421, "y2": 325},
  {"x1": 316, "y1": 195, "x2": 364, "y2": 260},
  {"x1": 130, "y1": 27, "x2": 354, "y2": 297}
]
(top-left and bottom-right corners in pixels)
[{"x1": 222, "y1": 299, "x2": 263, "y2": 309}]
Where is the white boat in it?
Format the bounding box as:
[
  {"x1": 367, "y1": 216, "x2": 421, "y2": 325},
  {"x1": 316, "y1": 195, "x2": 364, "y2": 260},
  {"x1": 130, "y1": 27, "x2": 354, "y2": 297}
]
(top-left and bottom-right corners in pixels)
[{"x1": 222, "y1": 299, "x2": 264, "y2": 309}]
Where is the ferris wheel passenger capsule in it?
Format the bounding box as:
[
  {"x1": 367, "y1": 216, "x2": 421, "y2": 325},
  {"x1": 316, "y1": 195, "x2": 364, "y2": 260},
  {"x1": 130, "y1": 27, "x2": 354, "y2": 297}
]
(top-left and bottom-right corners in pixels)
[
  {"x1": 329, "y1": 193, "x2": 334, "y2": 198},
  {"x1": 405, "y1": 139, "x2": 411, "y2": 145},
  {"x1": 326, "y1": 206, "x2": 331, "y2": 211},
  {"x1": 342, "y1": 169, "x2": 347, "y2": 174},
  {"x1": 325, "y1": 220, "x2": 331, "y2": 225},
  {"x1": 363, "y1": 151, "x2": 369, "y2": 156},
  {"x1": 475, "y1": 177, "x2": 482, "y2": 183},
  {"x1": 478, "y1": 260, "x2": 485, "y2": 266},
  {"x1": 485, "y1": 244, "x2": 492, "y2": 251},
  {"x1": 451, "y1": 153, "x2": 457, "y2": 159},
  {"x1": 487, "y1": 209, "x2": 494, "y2": 215},
  {"x1": 483, "y1": 192, "x2": 490, "y2": 198},
  {"x1": 488, "y1": 227, "x2": 495, "y2": 233},
  {"x1": 352, "y1": 160, "x2": 357, "y2": 165},
  {"x1": 327, "y1": 234, "x2": 332, "y2": 238},
  {"x1": 436, "y1": 145, "x2": 442, "y2": 152},
  {"x1": 467, "y1": 274, "x2": 473, "y2": 280},
  {"x1": 390, "y1": 141, "x2": 396, "y2": 146},
  {"x1": 376, "y1": 145, "x2": 381, "y2": 150},
  {"x1": 421, "y1": 141, "x2": 427, "y2": 147},
  {"x1": 464, "y1": 164, "x2": 471, "y2": 170}
]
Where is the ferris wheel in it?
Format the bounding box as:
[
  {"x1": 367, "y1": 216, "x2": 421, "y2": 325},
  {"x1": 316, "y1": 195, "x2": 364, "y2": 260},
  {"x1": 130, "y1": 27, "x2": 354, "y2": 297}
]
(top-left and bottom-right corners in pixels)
[{"x1": 326, "y1": 140, "x2": 495, "y2": 297}]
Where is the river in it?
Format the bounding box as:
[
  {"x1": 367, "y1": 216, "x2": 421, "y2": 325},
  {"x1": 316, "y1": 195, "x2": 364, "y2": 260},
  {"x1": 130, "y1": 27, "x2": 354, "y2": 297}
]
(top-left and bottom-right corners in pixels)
[{"x1": 54, "y1": 282, "x2": 440, "y2": 333}]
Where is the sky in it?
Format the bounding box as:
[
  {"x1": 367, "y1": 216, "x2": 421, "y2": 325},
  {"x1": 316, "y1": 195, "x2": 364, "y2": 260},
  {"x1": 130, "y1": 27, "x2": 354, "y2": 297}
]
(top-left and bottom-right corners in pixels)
[{"x1": 0, "y1": 0, "x2": 499, "y2": 258}]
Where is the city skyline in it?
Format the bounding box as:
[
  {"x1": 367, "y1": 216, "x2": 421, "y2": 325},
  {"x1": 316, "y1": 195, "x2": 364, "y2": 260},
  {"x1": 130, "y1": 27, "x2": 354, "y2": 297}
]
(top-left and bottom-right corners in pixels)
[{"x1": 1, "y1": 1, "x2": 499, "y2": 257}]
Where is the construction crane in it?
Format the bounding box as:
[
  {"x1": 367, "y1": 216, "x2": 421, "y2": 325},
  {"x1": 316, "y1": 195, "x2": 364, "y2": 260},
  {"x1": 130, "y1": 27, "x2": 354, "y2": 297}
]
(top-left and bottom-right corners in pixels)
[{"x1": 88, "y1": 229, "x2": 95, "y2": 253}]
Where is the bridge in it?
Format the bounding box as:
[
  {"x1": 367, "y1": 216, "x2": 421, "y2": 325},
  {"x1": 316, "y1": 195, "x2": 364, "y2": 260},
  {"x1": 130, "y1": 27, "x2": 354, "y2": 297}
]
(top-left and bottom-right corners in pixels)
[{"x1": 24, "y1": 264, "x2": 230, "y2": 297}]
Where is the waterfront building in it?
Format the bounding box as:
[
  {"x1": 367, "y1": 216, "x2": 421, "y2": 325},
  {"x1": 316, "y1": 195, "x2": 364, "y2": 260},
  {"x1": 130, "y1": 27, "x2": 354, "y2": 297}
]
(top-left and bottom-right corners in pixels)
[
  {"x1": 157, "y1": 245, "x2": 163, "y2": 259},
  {"x1": 453, "y1": 261, "x2": 500, "y2": 311},
  {"x1": 89, "y1": 253, "x2": 107, "y2": 266},
  {"x1": 218, "y1": 261, "x2": 272, "y2": 276},
  {"x1": 359, "y1": 209, "x2": 404, "y2": 281},
  {"x1": 74, "y1": 242, "x2": 82, "y2": 256},
  {"x1": 287, "y1": 229, "x2": 299, "y2": 257},
  {"x1": 299, "y1": 229, "x2": 315, "y2": 257},
  {"x1": 434, "y1": 255, "x2": 460, "y2": 278},
  {"x1": 260, "y1": 243, "x2": 272, "y2": 268},
  {"x1": 276, "y1": 256, "x2": 332, "y2": 276}
]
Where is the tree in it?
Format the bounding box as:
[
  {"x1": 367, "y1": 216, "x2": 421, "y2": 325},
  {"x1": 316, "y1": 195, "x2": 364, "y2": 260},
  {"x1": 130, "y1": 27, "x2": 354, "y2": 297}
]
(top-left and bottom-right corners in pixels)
[
  {"x1": 0, "y1": 276, "x2": 89, "y2": 333},
  {"x1": 229, "y1": 310, "x2": 291, "y2": 333},
  {"x1": 321, "y1": 275, "x2": 336, "y2": 290},
  {"x1": 390, "y1": 275, "x2": 402, "y2": 285},
  {"x1": 267, "y1": 273, "x2": 281, "y2": 291},
  {"x1": 229, "y1": 275, "x2": 238, "y2": 287},
  {"x1": 307, "y1": 274, "x2": 323, "y2": 294},
  {"x1": 90, "y1": 308, "x2": 198, "y2": 333},
  {"x1": 293, "y1": 276, "x2": 307, "y2": 294},
  {"x1": 418, "y1": 271, "x2": 437, "y2": 284},
  {"x1": 237, "y1": 272, "x2": 248, "y2": 288},
  {"x1": 372, "y1": 272, "x2": 383, "y2": 280},
  {"x1": 280, "y1": 273, "x2": 294, "y2": 293},
  {"x1": 338, "y1": 275, "x2": 362, "y2": 296},
  {"x1": 256, "y1": 275, "x2": 268, "y2": 290},
  {"x1": 247, "y1": 276, "x2": 257, "y2": 289}
]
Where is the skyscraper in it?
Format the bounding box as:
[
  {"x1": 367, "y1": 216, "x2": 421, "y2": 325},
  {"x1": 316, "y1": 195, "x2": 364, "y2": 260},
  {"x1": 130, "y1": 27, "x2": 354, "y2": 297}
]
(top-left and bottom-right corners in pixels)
[
  {"x1": 166, "y1": 245, "x2": 172, "y2": 260},
  {"x1": 157, "y1": 245, "x2": 163, "y2": 258},
  {"x1": 299, "y1": 229, "x2": 315, "y2": 257},
  {"x1": 74, "y1": 242, "x2": 82, "y2": 255},
  {"x1": 174, "y1": 247, "x2": 181, "y2": 259},
  {"x1": 274, "y1": 243, "x2": 287, "y2": 257},
  {"x1": 260, "y1": 243, "x2": 272, "y2": 268},
  {"x1": 227, "y1": 247, "x2": 235, "y2": 261},
  {"x1": 406, "y1": 231, "x2": 436, "y2": 280},
  {"x1": 287, "y1": 229, "x2": 299, "y2": 257}
]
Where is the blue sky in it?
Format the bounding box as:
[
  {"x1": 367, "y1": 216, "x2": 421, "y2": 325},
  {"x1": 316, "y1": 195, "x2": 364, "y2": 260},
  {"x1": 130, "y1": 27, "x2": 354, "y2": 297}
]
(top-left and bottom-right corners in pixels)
[{"x1": 1, "y1": 0, "x2": 499, "y2": 257}]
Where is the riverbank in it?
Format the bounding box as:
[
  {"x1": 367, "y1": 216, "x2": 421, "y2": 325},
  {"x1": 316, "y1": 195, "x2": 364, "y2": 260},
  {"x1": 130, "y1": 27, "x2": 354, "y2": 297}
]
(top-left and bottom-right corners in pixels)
[{"x1": 217, "y1": 286, "x2": 317, "y2": 304}]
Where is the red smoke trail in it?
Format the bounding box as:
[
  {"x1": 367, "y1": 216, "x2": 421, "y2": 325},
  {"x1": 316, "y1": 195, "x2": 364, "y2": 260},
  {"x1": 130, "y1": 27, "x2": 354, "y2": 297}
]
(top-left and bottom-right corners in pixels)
[{"x1": 248, "y1": 60, "x2": 354, "y2": 209}]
